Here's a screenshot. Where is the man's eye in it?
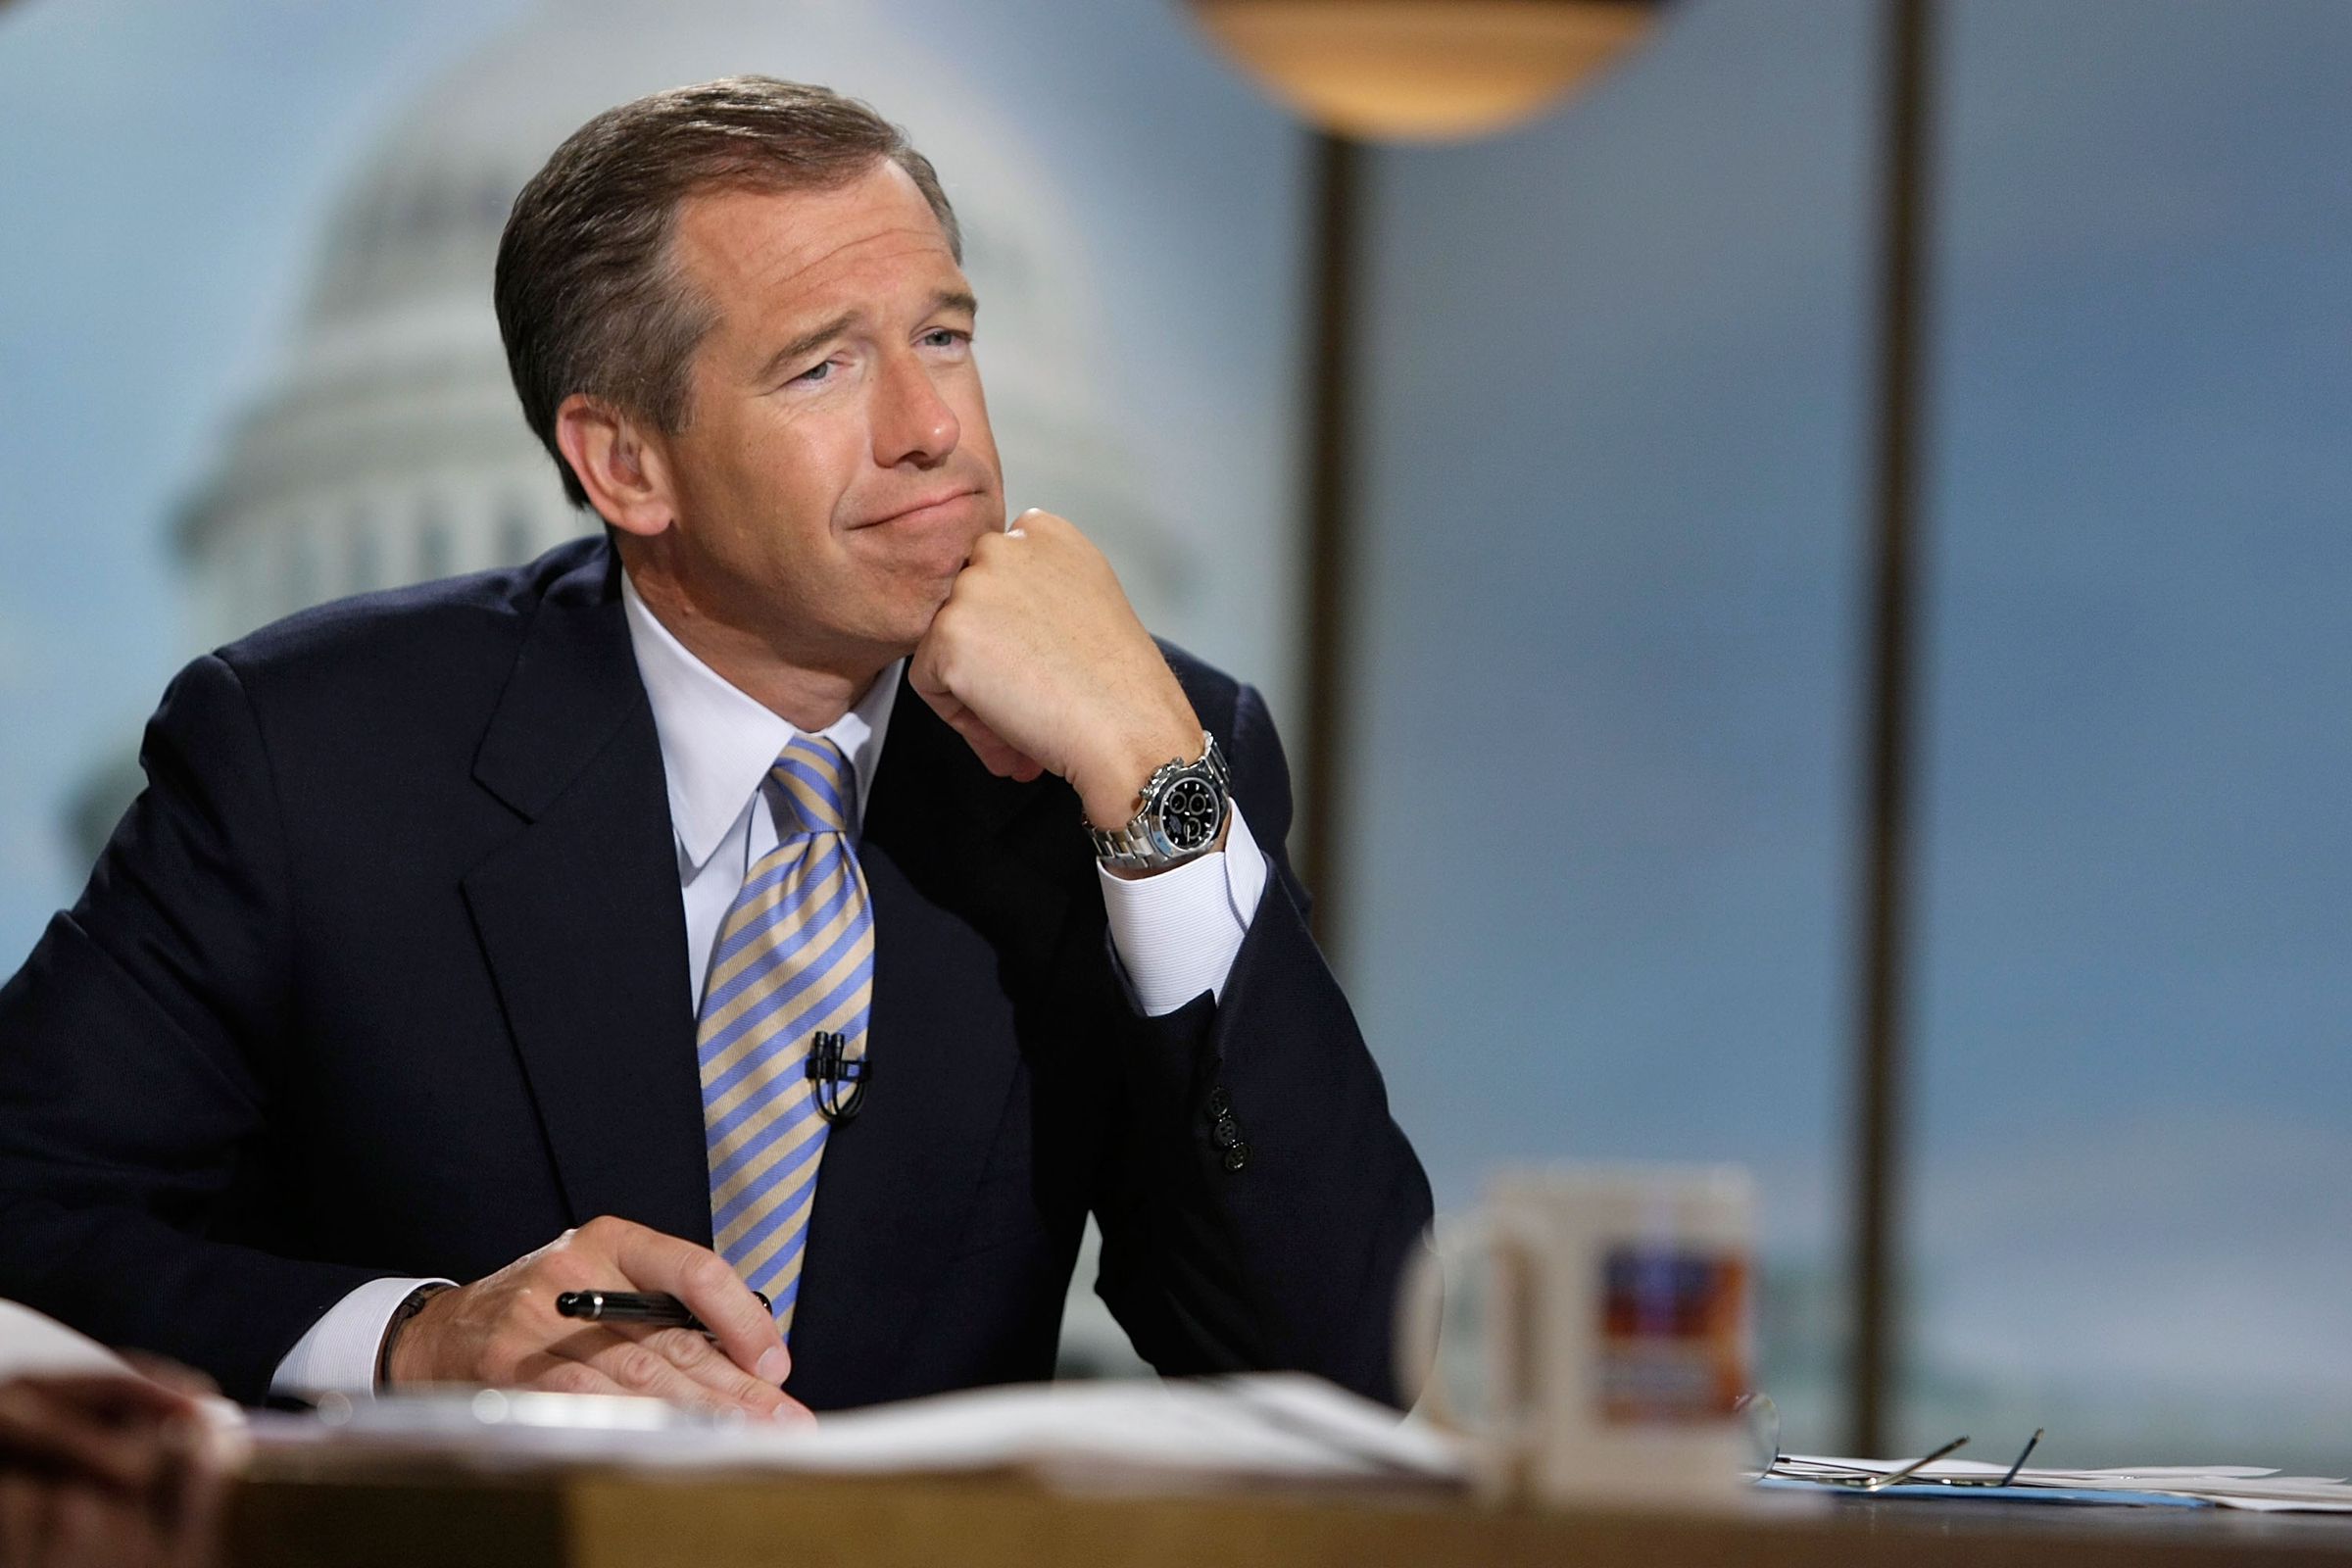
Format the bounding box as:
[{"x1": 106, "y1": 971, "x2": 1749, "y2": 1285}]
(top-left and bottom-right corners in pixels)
[
  {"x1": 790, "y1": 360, "x2": 834, "y2": 385},
  {"x1": 921, "y1": 328, "x2": 970, "y2": 349}
]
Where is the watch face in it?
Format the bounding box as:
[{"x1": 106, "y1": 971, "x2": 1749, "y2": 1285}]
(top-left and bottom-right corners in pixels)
[{"x1": 1158, "y1": 775, "x2": 1224, "y2": 852}]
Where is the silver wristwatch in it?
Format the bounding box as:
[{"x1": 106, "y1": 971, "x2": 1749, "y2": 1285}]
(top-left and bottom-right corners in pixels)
[{"x1": 1088, "y1": 731, "x2": 1231, "y2": 872}]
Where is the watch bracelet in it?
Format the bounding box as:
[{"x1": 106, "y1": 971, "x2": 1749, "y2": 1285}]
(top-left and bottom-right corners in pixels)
[
  {"x1": 374, "y1": 1282, "x2": 456, "y2": 1391},
  {"x1": 1088, "y1": 730, "x2": 1229, "y2": 870}
]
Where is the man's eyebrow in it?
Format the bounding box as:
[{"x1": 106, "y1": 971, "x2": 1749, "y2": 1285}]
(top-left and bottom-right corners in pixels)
[
  {"x1": 754, "y1": 291, "x2": 980, "y2": 387},
  {"x1": 756, "y1": 310, "x2": 858, "y2": 386}
]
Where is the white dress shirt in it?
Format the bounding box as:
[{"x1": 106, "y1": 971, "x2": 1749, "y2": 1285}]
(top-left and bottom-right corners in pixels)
[{"x1": 270, "y1": 572, "x2": 1267, "y2": 1397}]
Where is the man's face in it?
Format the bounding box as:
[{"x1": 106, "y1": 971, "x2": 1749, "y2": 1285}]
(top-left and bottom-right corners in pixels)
[{"x1": 645, "y1": 162, "x2": 1004, "y2": 671}]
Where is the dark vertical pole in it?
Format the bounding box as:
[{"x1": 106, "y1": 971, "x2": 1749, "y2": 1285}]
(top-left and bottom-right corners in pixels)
[
  {"x1": 1850, "y1": 0, "x2": 1936, "y2": 1458},
  {"x1": 1299, "y1": 131, "x2": 1362, "y2": 956}
]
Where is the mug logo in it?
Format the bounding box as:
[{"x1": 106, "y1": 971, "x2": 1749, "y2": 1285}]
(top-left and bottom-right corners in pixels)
[{"x1": 1598, "y1": 1247, "x2": 1749, "y2": 1422}]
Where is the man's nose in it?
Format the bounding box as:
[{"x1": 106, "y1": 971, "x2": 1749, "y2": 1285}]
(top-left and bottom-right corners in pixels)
[{"x1": 871, "y1": 348, "x2": 959, "y2": 468}]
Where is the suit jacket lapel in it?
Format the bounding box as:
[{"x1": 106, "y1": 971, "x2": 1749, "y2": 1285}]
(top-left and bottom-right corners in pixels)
[
  {"x1": 784, "y1": 671, "x2": 1080, "y2": 1401},
  {"x1": 460, "y1": 547, "x2": 710, "y2": 1248}
]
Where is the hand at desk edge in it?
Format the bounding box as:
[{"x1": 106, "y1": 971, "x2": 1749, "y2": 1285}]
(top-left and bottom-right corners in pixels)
[{"x1": 383, "y1": 1216, "x2": 812, "y2": 1424}]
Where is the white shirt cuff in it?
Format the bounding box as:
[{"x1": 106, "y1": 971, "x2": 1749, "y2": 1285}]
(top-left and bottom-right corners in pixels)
[
  {"x1": 1097, "y1": 799, "x2": 1270, "y2": 1016},
  {"x1": 269, "y1": 1275, "x2": 455, "y2": 1400}
]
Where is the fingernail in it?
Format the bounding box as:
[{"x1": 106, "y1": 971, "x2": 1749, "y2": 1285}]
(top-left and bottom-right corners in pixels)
[{"x1": 756, "y1": 1348, "x2": 789, "y2": 1385}]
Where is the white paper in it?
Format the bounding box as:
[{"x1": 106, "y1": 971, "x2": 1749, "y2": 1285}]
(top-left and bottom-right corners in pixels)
[
  {"x1": 253, "y1": 1374, "x2": 1467, "y2": 1489},
  {"x1": 0, "y1": 1300, "x2": 141, "y2": 1381},
  {"x1": 1774, "y1": 1451, "x2": 2352, "y2": 1512}
]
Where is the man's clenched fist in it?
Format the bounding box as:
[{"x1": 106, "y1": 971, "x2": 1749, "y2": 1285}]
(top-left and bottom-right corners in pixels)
[{"x1": 908, "y1": 510, "x2": 1207, "y2": 838}]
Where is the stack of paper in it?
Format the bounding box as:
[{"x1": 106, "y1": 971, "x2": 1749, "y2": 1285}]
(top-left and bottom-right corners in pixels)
[
  {"x1": 1768, "y1": 1453, "x2": 2352, "y2": 1512},
  {"x1": 0, "y1": 1295, "x2": 1452, "y2": 1489},
  {"x1": 254, "y1": 1374, "x2": 1470, "y2": 1491}
]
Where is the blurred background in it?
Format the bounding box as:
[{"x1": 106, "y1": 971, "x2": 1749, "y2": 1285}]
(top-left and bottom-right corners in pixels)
[{"x1": 1, "y1": 0, "x2": 2345, "y2": 1473}]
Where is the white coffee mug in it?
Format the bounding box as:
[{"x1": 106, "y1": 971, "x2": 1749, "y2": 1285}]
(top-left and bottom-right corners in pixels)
[{"x1": 1401, "y1": 1162, "x2": 1756, "y2": 1505}]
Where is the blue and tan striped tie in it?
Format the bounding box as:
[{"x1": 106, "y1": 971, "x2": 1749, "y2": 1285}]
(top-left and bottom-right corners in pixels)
[{"x1": 697, "y1": 734, "x2": 872, "y2": 1338}]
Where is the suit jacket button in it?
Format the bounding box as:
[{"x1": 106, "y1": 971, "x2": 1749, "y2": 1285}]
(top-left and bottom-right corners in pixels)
[
  {"x1": 1206, "y1": 1087, "x2": 1232, "y2": 1116},
  {"x1": 1210, "y1": 1115, "x2": 1244, "y2": 1151},
  {"x1": 1221, "y1": 1144, "x2": 1250, "y2": 1172}
]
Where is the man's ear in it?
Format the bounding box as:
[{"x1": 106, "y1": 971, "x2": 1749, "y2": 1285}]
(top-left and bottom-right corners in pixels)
[{"x1": 555, "y1": 394, "x2": 676, "y2": 539}]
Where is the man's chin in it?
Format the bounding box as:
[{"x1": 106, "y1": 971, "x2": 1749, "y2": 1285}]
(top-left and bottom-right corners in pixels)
[
  {"x1": 858, "y1": 521, "x2": 992, "y2": 583},
  {"x1": 863, "y1": 578, "x2": 958, "y2": 662}
]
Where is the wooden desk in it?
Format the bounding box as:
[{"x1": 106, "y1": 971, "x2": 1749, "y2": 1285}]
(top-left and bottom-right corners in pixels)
[{"x1": 227, "y1": 1452, "x2": 2352, "y2": 1568}]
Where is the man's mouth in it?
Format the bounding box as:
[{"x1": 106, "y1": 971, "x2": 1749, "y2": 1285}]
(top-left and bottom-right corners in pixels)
[{"x1": 858, "y1": 488, "x2": 981, "y2": 529}]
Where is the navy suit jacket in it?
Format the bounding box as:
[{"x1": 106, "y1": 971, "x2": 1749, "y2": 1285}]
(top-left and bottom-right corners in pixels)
[{"x1": 0, "y1": 539, "x2": 1431, "y2": 1408}]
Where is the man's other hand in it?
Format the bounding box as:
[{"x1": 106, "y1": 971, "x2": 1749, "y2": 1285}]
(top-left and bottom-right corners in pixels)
[
  {"x1": 908, "y1": 509, "x2": 1205, "y2": 831},
  {"x1": 0, "y1": 1368, "x2": 225, "y2": 1568},
  {"x1": 383, "y1": 1216, "x2": 808, "y2": 1421}
]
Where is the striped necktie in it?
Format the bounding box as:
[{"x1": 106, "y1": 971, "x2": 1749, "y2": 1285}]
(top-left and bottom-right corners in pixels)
[{"x1": 696, "y1": 734, "x2": 873, "y2": 1338}]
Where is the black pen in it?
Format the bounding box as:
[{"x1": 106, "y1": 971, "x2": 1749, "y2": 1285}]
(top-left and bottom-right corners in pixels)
[{"x1": 554, "y1": 1289, "x2": 769, "y2": 1334}]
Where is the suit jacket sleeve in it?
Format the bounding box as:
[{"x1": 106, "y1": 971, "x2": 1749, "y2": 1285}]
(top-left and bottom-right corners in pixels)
[
  {"x1": 0, "y1": 653, "x2": 392, "y2": 1400},
  {"x1": 1088, "y1": 675, "x2": 1435, "y2": 1407}
]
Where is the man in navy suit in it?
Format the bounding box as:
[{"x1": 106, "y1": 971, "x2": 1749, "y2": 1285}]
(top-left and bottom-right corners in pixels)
[{"x1": 0, "y1": 77, "x2": 1430, "y2": 1414}]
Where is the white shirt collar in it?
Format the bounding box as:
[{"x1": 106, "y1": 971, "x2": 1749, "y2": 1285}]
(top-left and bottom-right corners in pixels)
[{"x1": 619, "y1": 569, "x2": 900, "y2": 873}]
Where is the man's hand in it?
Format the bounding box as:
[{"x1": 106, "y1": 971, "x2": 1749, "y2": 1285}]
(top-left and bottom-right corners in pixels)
[
  {"x1": 384, "y1": 1216, "x2": 808, "y2": 1421},
  {"x1": 0, "y1": 1368, "x2": 225, "y2": 1568},
  {"x1": 908, "y1": 510, "x2": 1204, "y2": 832}
]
